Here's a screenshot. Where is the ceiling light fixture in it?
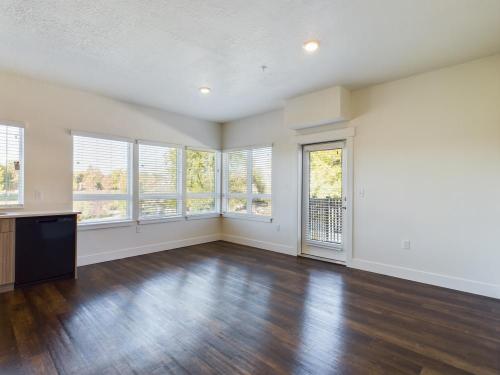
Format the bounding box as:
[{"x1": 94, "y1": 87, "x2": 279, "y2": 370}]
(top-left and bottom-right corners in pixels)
[
  {"x1": 199, "y1": 86, "x2": 211, "y2": 95},
  {"x1": 303, "y1": 40, "x2": 320, "y2": 53}
]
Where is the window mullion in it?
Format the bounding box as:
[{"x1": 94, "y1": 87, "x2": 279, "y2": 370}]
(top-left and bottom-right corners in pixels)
[
  {"x1": 247, "y1": 149, "x2": 252, "y2": 214},
  {"x1": 182, "y1": 146, "x2": 187, "y2": 217},
  {"x1": 132, "y1": 141, "x2": 139, "y2": 221}
]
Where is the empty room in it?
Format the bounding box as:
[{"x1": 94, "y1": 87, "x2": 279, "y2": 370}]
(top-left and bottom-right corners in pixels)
[{"x1": 0, "y1": 1, "x2": 499, "y2": 374}]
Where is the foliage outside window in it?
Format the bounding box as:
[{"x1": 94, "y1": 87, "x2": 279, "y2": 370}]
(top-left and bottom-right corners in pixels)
[
  {"x1": 73, "y1": 135, "x2": 132, "y2": 223},
  {"x1": 224, "y1": 146, "x2": 272, "y2": 217},
  {"x1": 0, "y1": 124, "x2": 23, "y2": 207},
  {"x1": 309, "y1": 149, "x2": 342, "y2": 199},
  {"x1": 186, "y1": 149, "x2": 218, "y2": 215}
]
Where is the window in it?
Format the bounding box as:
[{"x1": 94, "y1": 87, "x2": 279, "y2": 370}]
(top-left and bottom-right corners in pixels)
[
  {"x1": 0, "y1": 123, "x2": 24, "y2": 207},
  {"x1": 138, "y1": 142, "x2": 182, "y2": 220},
  {"x1": 223, "y1": 146, "x2": 272, "y2": 218},
  {"x1": 186, "y1": 148, "x2": 219, "y2": 215},
  {"x1": 73, "y1": 134, "x2": 133, "y2": 224}
]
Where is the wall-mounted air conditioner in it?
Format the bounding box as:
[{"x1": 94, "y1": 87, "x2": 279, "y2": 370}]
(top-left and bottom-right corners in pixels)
[{"x1": 284, "y1": 86, "x2": 351, "y2": 130}]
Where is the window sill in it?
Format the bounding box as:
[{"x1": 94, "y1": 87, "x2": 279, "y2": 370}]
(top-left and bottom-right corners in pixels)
[
  {"x1": 138, "y1": 216, "x2": 185, "y2": 225},
  {"x1": 78, "y1": 220, "x2": 135, "y2": 231},
  {"x1": 0, "y1": 204, "x2": 24, "y2": 210},
  {"x1": 222, "y1": 213, "x2": 273, "y2": 223},
  {"x1": 186, "y1": 213, "x2": 221, "y2": 220}
]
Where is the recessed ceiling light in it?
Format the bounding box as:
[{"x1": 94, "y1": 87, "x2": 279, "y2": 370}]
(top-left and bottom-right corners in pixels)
[
  {"x1": 199, "y1": 86, "x2": 211, "y2": 94},
  {"x1": 303, "y1": 40, "x2": 320, "y2": 53}
]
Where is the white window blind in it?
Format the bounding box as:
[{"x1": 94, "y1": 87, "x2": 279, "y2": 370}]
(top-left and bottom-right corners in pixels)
[
  {"x1": 0, "y1": 124, "x2": 24, "y2": 206},
  {"x1": 138, "y1": 142, "x2": 182, "y2": 220},
  {"x1": 223, "y1": 146, "x2": 272, "y2": 217},
  {"x1": 185, "y1": 148, "x2": 219, "y2": 215},
  {"x1": 73, "y1": 134, "x2": 133, "y2": 223}
]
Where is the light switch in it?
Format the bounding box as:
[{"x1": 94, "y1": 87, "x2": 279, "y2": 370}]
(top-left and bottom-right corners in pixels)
[{"x1": 359, "y1": 188, "x2": 365, "y2": 198}]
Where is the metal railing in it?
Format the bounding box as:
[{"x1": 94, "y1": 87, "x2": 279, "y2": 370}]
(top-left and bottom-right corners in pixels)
[{"x1": 307, "y1": 197, "x2": 343, "y2": 244}]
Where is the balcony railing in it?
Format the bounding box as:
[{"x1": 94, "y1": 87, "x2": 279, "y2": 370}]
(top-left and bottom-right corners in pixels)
[{"x1": 307, "y1": 197, "x2": 343, "y2": 244}]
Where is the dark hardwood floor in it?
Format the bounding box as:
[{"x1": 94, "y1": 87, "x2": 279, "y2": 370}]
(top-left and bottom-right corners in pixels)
[{"x1": 1, "y1": 241, "x2": 499, "y2": 374}]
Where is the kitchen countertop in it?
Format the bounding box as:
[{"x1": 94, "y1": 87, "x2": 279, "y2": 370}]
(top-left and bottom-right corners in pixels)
[{"x1": 0, "y1": 211, "x2": 80, "y2": 218}]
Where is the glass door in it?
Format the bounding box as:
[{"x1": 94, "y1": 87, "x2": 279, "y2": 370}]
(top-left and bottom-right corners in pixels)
[{"x1": 301, "y1": 141, "x2": 346, "y2": 263}]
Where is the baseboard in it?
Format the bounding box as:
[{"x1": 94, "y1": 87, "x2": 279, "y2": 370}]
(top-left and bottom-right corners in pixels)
[
  {"x1": 77, "y1": 233, "x2": 222, "y2": 266},
  {"x1": 221, "y1": 234, "x2": 297, "y2": 256},
  {"x1": 0, "y1": 283, "x2": 14, "y2": 294},
  {"x1": 351, "y1": 258, "x2": 500, "y2": 299}
]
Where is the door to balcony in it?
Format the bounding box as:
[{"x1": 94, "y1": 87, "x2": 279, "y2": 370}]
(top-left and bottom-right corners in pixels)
[{"x1": 301, "y1": 141, "x2": 347, "y2": 263}]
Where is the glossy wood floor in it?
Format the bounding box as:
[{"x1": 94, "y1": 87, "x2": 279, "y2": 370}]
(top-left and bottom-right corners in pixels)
[{"x1": 1, "y1": 241, "x2": 499, "y2": 374}]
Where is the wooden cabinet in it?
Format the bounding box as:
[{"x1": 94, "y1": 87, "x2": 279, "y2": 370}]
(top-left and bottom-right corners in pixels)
[{"x1": 0, "y1": 219, "x2": 15, "y2": 291}]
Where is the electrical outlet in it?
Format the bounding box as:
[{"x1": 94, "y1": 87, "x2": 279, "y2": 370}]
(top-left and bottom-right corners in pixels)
[{"x1": 401, "y1": 240, "x2": 411, "y2": 250}]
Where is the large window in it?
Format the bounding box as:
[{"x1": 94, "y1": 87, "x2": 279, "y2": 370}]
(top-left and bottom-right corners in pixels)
[
  {"x1": 186, "y1": 148, "x2": 219, "y2": 215},
  {"x1": 73, "y1": 134, "x2": 133, "y2": 224},
  {"x1": 0, "y1": 123, "x2": 24, "y2": 207},
  {"x1": 138, "y1": 142, "x2": 182, "y2": 220},
  {"x1": 223, "y1": 146, "x2": 272, "y2": 218}
]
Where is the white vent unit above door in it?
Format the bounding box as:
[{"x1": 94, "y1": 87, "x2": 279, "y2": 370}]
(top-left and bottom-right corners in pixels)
[{"x1": 284, "y1": 86, "x2": 351, "y2": 130}]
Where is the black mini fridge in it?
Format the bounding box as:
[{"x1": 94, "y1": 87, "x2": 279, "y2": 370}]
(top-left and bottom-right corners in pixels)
[{"x1": 15, "y1": 215, "x2": 76, "y2": 287}]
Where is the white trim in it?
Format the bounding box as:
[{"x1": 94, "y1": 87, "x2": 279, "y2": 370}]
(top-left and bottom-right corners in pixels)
[
  {"x1": 138, "y1": 216, "x2": 185, "y2": 225},
  {"x1": 77, "y1": 233, "x2": 222, "y2": 266},
  {"x1": 305, "y1": 239, "x2": 342, "y2": 250},
  {"x1": 299, "y1": 253, "x2": 346, "y2": 265},
  {"x1": 78, "y1": 220, "x2": 135, "y2": 231},
  {"x1": 351, "y1": 258, "x2": 500, "y2": 300},
  {"x1": 186, "y1": 145, "x2": 220, "y2": 152},
  {"x1": 0, "y1": 120, "x2": 25, "y2": 128},
  {"x1": 222, "y1": 143, "x2": 273, "y2": 152},
  {"x1": 222, "y1": 213, "x2": 272, "y2": 222},
  {"x1": 0, "y1": 204, "x2": 23, "y2": 210},
  {"x1": 221, "y1": 234, "x2": 295, "y2": 256},
  {"x1": 297, "y1": 130, "x2": 354, "y2": 265},
  {"x1": 73, "y1": 193, "x2": 130, "y2": 201},
  {"x1": 132, "y1": 141, "x2": 139, "y2": 221},
  {"x1": 71, "y1": 130, "x2": 134, "y2": 143},
  {"x1": 137, "y1": 139, "x2": 183, "y2": 148},
  {"x1": 186, "y1": 213, "x2": 221, "y2": 220},
  {"x1": 295, "y1": 127, "x2": 355, "y2": 145},
  {"x1": 303, "y1": 140, "x2": 346, "y2": 152},
  {"x1": 344, "y1": 137, "x2": 354, "y2": 267}
]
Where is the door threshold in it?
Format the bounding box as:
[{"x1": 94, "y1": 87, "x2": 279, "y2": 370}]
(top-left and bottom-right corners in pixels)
[{"x1": 299, "y1": 253, "x2": 346, "y2": 266}]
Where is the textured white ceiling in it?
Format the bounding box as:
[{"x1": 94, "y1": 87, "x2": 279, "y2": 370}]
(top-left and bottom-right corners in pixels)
[{"x1": 1, "y1": 0, "x2": 500, "y2": 122}]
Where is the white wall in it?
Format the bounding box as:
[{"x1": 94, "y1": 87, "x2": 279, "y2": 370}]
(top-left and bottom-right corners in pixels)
[
  {"x1": 0, "y1": 72, "x2": 222, "y2": 265},
  {"x1": 2, "y1": 54, "x2": 499, "y2": 298},
  {"x1": 222, "y1": 54, "x2": 500, "y2": 298}
]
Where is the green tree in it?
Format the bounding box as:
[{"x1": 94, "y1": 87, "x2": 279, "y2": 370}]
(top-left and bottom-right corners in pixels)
[{"x1": 310, "y1": 149, "x2": 342, "y2": 198}]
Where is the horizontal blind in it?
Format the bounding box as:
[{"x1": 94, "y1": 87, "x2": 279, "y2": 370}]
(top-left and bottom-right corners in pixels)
[
  {"x1": 139, "y1": 143, "x2": 181, "y2": 219},
  {"x1": 73, "y1": 136, "x2": 130, "y2": 194},
  {"x1": 227, "y1": 150, "x2": 247, "y2": 194},
  {"x1": 73, "y1": 135, "x2": 132, "y2": 223},
  {"x1": 224, "y1": 146, "x2": 272, "y2": 217},
  {"x1": 252, "y1": 147, "x2": 271, "y2": 195},
  {"x1": 186, "y1": 149, "x2": 217, "y2": 214},
  {"x1": 0, "y1": 124, "x2": 23, "y2": 206},
  {"x1": 251, "y1": 146, "x2": 272, "y2": 216}
]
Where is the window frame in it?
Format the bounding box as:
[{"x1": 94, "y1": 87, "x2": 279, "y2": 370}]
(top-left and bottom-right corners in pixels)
[
  {"x1": 184, "y1": 146, "x2": 221, "y2": 218},
  {"x1": 72, "y1": 131, "x2": 225, "y2": 228},
  {"x1": 137, "y1": 140, "x2": 184, "y2": 223},
  {"x1": 0, "y1": 121, "x2": 25, "y2": 209},
  {"x1": 222, "y1": 144, "x2": 272, "y2": 222},
  {"x1": 72, "y1": 131, "x2": 134, "y2": 226}
]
